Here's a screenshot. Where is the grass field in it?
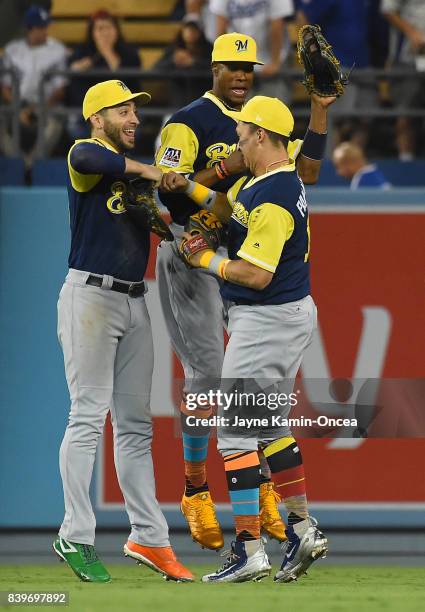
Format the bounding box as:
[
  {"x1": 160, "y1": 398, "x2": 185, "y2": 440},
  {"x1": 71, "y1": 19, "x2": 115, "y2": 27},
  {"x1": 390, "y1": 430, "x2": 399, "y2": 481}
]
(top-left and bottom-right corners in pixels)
[{"x1": 1, "y1": 565, "x2": 424, "y2": 612}]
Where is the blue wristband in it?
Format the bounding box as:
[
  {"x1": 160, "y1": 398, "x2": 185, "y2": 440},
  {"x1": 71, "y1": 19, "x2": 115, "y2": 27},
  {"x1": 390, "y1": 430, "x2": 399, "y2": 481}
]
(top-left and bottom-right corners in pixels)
[{"x1": 301, "y1": 129, "x2": 327, "y2": 161}]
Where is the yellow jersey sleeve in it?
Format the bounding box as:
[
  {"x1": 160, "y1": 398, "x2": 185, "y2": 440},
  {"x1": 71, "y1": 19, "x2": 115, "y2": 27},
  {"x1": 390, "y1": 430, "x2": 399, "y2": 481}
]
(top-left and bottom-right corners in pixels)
[
  {"x1": 288, "y1": 138, "x2": 303, "y2": 162},
  {"x1": 237, "y1": 203, "x2": 294, "y2": 273},
  {"x1": 155, "y1": 123, "x2": 200, "y2": 173},
  {"x1": 227, "y1": 176, "x2": 249, "y2": 209},
  {"x1": 67, "y1": 138, "x2": 105, "y2": 193}
]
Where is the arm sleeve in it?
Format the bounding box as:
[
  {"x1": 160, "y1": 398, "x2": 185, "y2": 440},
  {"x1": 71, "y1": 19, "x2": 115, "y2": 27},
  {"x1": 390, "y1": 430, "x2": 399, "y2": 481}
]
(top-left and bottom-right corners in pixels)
[
  {"x1": 238, "y1": 203, "x2": 294, "y2": 272},
  {"x1": 155, "y1": 122, "x2": 200, "y2": 173},
  {"x1": 69, "y1": 142, "x2": 126, "y2": 175}
]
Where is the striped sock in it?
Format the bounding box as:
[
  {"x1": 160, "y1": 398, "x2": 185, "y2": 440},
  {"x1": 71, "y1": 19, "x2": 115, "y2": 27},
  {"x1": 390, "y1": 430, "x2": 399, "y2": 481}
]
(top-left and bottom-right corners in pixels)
[
  {"x1": 181, "y1": 400, "x2": 211, "y2": 496},
  {"x1": 224, "y1": 451, "x2": 261, "y2": 541},
  {"x1": 263, "y1": 437, "x2": 309, "y2": 522}
]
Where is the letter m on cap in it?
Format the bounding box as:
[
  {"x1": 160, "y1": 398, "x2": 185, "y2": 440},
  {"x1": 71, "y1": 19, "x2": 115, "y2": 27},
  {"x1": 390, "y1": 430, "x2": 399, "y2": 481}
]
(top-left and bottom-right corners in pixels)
[
  {"x1": 117, "y1": 81, "x2": 129, "y2": 91},
  {"x1": 235, "y1": 39, "x2": 248, "y2": 53}
]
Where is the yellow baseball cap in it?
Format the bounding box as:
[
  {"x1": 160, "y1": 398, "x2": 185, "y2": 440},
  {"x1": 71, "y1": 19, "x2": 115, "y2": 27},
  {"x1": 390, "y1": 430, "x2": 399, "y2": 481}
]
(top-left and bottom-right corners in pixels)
[
  {"x1": 82, "y1": 80, "x2": 151, "y2": 120},
  {"x1": 212, "y1": 32, "x2": 263, "y2": 65},
  {"x1": 229, "y1": 96, "x2": 294, "y2": 137}
]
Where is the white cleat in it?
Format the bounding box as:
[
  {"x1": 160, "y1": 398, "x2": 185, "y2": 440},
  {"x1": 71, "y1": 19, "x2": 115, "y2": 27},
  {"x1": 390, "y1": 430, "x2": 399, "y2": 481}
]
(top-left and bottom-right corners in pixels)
[
  {"x1": 202, "y1": 539, "x2": 271, "y2": 583},
  {"x1": 274, "y1": 518, "x2": 328, "y2": 583}
]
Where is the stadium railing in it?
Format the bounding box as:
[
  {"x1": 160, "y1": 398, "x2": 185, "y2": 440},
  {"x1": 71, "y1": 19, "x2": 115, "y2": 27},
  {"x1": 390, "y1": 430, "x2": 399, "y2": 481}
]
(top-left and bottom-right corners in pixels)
[{"x1": 2, "y1": 67, "x2": 425, "y2": 159}]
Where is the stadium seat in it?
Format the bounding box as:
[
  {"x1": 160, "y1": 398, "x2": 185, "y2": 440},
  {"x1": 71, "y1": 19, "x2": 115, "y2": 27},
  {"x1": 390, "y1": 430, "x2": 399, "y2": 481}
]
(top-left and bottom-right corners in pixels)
[
  {"x1": 0, "y1": 157, "x2": 25, "y2": 186},
  {"x1": 139, "y1": 48, "x2": 165, "y2": 69},
  {"x1": 49, "y1": 20, "x2": 180, "y2": 45},
  {"x1": 32, "y1": 159, "x2": 68, "y2": 186},
  {"x1": 51, "y1": 0, "x2": 178, "y2": 18}
]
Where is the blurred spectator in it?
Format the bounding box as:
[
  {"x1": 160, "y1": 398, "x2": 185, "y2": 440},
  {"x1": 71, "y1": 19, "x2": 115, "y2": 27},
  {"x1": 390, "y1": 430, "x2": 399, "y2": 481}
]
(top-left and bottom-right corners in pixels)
[
  {"x1": 67, "y1": 10, "x2": 141, "y2": 140},
  {"x1": 185, "y1": 0, "x2": 217, "y2": 43},
  {"x1": 296, "y1": 0, "x2": 378, "y2": 147},
  {"x1": 382, "y1": 0, "x2": 425, "y2": 160},
  {"x1": 154, "y1": 18, "x2": 212, "y2": 105},
  {"x1": 210, "y1": 0, "x2": 294, "y2": 101},
  {"x1": 0, "y1": 0, "x2": 52, "y2": 48},
  {"x1": 0, "y1": 5, "x2": 66, "y2": 166},
  {"x1": 332, "y1": 142, "x2": 391, "y2": 189}
]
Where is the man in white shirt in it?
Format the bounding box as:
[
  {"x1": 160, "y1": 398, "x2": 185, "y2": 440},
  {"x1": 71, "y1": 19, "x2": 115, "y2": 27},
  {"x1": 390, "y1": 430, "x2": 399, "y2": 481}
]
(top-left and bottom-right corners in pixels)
[
  {"x1": 210, "y1": 0, "x2": 294, "y2": 100},
  {"x1": 0, "y1": 5, "x2": 67, "y2": 166}
]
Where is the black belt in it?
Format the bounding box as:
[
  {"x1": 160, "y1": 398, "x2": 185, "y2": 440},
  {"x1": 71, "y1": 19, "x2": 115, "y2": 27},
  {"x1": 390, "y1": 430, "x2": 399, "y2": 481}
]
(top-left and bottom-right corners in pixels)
[{"x1": 86, "y1": 275, "x2": 145, "y2": 297}]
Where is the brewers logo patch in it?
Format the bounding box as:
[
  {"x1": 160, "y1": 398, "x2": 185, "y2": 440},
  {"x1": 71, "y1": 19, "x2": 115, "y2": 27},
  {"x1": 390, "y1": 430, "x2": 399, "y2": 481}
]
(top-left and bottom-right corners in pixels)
[{"x1": 159, "y1": 147, "x2": 182, "y2": 168}]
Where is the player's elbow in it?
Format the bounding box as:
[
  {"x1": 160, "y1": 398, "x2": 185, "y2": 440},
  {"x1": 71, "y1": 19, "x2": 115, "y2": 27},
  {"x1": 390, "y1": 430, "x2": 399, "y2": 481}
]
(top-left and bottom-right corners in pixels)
[
  {"x1": 249, "y1": 268, "x2": 273, "y2": 290},
  {"x1": 297, "y1": 158, "x2": 320, "y2": 185}
]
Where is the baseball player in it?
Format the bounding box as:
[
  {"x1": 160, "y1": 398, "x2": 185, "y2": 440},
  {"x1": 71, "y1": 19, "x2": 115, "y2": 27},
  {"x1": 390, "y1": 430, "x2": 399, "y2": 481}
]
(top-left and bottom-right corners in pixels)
[
  {"x1": 53, "y1": 79, "x2": 193, "y2": 583},
  {"x1": 155, "y1": 32, "x2": 332, "y2": 550},
  {"x1": 165, "y1": 96, "x2": 329, "y2": 583}
]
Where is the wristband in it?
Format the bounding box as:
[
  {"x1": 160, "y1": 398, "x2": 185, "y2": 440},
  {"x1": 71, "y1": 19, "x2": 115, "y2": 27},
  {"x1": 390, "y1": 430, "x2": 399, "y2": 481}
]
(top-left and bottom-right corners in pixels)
[
  {"x1": 301, "y1": 128, "x2": 327, "y2": 161},
  {"x1": 215, "y1": 159, "x2": 230, "y2": 180},
  {"x1": 219, "y1": 159, "x2": 230, "y2": 177},
  {"x1": 199, "y1": 252, "x2": 230, "y2": 279},
  {"x1": 185, "y1": 180, "x2": 217, "y2": 211}
]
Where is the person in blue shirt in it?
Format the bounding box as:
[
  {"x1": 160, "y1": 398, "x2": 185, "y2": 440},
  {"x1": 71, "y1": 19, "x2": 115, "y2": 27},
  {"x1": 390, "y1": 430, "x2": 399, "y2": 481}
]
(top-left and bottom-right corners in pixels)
[
  {"x1": 296, "y1": 0, "x2": 378, "y2": 146},
  {"x1": 332, "y1": 142, "x2": 391, "y2": 189}
]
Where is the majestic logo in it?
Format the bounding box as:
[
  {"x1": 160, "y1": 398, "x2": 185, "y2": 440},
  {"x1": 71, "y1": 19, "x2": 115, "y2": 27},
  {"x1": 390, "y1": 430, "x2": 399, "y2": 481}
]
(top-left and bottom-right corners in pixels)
[
  {"x1": 206, "y1": 142, "x2": 237, "y2": 168},
  {"x1": 116, "y1": 81, "x2": 129, "y2": 91},
  {"x1": 235, "y1": 39, "x2": 248, "y2": 53},
  {"x1": 106, "y1": 181, "x2": 127, "y2": 214},
  {"x1": 159, "y1": 147, "x2": 182, "y2": 168},
  {"x1": 253, "y1": 242, "x2": 260, "y2": 248}
]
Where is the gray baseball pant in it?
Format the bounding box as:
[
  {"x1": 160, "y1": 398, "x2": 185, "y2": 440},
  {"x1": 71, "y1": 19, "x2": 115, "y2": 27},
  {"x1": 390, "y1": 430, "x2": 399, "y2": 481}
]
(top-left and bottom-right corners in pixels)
[
  {"x1": 57, "y1": 269, "x2": 169, "y2": 546},
  {"x1": 218, "y1": 295, "x2": 318, "y2": 455}
]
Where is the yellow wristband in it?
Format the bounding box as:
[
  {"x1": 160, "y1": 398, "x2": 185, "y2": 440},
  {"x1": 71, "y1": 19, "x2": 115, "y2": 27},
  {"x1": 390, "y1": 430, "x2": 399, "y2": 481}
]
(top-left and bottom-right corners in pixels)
[
  {"x1": 185, "y1": 180, "x2": 217, "y2": 210},
  {"x1": 199, "y1": 250, "x2": 215, "y2": 268}
]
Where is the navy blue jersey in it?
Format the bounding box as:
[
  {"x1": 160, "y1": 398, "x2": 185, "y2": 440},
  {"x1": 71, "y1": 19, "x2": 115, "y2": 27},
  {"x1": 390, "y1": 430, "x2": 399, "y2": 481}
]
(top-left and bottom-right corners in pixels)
[
  {"x1": 221, "y1": 166, "x2": 310, "y2": 305},
  {"x1": 155, "y1": 92, "x2": 244, "y2": 225},
  {"x1": 67, "y1": 138, "x2": 150, "y2": 282}
]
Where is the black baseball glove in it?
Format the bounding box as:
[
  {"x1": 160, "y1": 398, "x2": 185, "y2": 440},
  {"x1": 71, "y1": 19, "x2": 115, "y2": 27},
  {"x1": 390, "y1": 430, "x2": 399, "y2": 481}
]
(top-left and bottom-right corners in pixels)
[
  {"x1": 123, "y1": 177, "x2": 174, "y2": 242},
  {"x1": 297, "y1": 24, "x2": 350, "y2": 97}
]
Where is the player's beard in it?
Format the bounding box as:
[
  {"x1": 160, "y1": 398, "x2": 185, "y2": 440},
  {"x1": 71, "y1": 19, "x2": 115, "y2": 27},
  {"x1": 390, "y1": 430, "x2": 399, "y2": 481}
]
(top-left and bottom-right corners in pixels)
[{"x1": 103, "y1": 118, "x2": 135, "y2": 152}]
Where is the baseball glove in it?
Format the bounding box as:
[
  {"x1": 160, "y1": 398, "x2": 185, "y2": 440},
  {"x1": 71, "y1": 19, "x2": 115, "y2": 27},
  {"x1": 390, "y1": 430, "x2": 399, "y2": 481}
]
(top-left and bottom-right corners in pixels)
[
  {"x1": 124, "y1": 177, "x2": 174, "y2": 242},
  {"x1": 179, "y1": 210, "x2": 223, "y2": 265},
  {"x1": 297, "y1": 24, "x2": 349, "y2": 97}
]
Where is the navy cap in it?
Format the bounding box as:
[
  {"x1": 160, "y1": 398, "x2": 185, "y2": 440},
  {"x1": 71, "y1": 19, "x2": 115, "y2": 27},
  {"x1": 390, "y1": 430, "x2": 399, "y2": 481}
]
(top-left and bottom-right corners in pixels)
[{"x1": 24, "y1": 5, "x2": 51, "y2": 29}]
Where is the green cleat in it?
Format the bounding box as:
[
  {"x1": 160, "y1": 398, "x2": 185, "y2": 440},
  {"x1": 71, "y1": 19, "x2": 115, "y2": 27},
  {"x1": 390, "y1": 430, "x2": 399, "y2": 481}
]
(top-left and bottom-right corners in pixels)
[{"x1": 53, "y1": 537, "x2": 111, "y2": 583}]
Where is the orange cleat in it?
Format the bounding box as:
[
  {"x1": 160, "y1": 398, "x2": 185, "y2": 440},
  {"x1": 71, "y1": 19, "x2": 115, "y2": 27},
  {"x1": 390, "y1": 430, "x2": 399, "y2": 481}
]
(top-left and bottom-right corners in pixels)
[
  {"x1": 123, "y1": 540, "x2": 194, "y2": 582},
  {"x1": 259, "y1": 482, "x2": 287, "y2": 542},
  {"x1": 181, "y1": 491, "x2": 224, "y2": 550}
]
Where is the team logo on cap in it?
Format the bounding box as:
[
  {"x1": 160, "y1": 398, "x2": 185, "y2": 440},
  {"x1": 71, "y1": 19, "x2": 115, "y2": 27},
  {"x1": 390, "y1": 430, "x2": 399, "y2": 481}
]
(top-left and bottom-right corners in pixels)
[
  {"x1": 116, "y1": 81, "x2": 129, "y2": 91},
  {"x1": 235, "y1": 39, "x2": 248, "y2": 53}
]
